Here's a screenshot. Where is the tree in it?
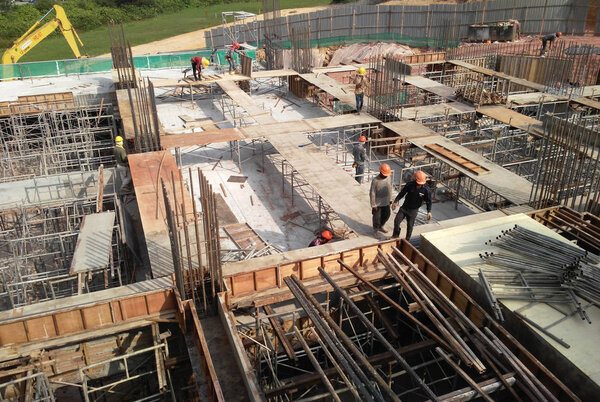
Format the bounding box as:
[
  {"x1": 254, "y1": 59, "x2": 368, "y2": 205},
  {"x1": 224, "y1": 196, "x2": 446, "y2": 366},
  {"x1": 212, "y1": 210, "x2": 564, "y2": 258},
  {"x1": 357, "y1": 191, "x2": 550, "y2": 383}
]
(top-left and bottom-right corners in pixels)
[{"x1": 0, "y1": 0, "x2": 14, "y2": 14}]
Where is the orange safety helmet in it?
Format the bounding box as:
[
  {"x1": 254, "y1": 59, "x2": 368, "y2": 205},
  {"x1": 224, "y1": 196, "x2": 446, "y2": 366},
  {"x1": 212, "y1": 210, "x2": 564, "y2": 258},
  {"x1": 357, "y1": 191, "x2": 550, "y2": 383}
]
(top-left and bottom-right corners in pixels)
[
  {"x1": 234, "y1": 42, "x2": 240, "y2": 49},
  {"x1": 556, "y1": 32, "x2": 562, "y2": 37},
  {"x1": 359, "y1": 136, "x2": 367, "y2": 142},
  {"x1": 321, "y1": 230, "x2": 332, "y2": 240},
  {"x1": 379, "y1": 164, "x2": 391, "y2": 177},
  {"x1": 414, "y1": 170, "x2": 427, "y2": 185}
]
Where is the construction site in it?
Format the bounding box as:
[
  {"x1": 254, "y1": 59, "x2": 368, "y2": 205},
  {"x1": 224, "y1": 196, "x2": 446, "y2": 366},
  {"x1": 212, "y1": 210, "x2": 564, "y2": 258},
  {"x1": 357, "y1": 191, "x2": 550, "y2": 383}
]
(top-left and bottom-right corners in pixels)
[{"x1": 0, "y1": 0, "x2": 600, "y2": 400}]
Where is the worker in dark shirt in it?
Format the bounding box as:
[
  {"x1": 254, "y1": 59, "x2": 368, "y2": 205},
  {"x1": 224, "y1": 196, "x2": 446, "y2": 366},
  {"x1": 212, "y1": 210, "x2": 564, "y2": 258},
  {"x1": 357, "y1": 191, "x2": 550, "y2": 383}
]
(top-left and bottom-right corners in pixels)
[
  {"x1": 309, "y1": 230, "x2": 332, "y2": 247},
  {"x1": 352, "y1": 136, "x2": 367, "y2": 184},
  {"x1": 541, "y1": 32, "x2": 561, "y2": 55},
  {"x1": 226, "y1": 43, "x2": 240, "y2": 74},
  {"x1": 190, "y1": 56, "x2": 209, "y2": 81},
  {"x1": 114, "y1": 136, "x2": 132, "y2": 192},
  {"x1": 391, "y1": 170, "x2": 432, "y2": 240}
]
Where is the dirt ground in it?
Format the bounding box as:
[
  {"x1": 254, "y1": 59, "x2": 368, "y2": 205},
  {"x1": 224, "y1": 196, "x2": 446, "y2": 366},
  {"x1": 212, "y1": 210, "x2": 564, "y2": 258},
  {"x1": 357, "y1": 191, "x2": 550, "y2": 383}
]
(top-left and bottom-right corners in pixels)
[{"x1": 118, "y1": 5, "x2": 333, "y2": 57}]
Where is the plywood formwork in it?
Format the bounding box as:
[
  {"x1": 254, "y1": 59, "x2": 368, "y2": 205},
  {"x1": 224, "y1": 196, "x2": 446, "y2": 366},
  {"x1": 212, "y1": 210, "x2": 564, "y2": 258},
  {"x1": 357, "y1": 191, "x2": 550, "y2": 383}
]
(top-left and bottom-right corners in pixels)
[
  {"x1": 477, "y1": 105, "x2": 544, "y2": 135},
  {"x1": 160, "y1": 114, "x2": 379, "y2": 149},
  {"x1": 404, "y1": 75, "x2": 457, "y2": 100},
  {"x1": 220, "y1": 238, "x2": 579, "y2": 402},
  {"x1": 129, "y1": 150, "x2": 195, "y2": 277},
  {"x1": 267, "y1": 132, "x2": 376, "y2": 236}
]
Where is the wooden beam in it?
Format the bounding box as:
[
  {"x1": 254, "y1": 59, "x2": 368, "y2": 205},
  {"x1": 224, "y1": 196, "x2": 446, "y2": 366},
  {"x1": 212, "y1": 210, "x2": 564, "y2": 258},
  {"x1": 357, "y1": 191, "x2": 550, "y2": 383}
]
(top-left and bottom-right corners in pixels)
[{"x1": 263, "y1": 305, "x2": 297, "y2": 362}]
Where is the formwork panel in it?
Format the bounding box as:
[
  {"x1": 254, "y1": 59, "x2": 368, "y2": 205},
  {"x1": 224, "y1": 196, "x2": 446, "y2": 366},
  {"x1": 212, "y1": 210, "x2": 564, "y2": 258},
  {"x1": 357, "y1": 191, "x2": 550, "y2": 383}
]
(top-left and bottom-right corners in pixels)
[
  {"x1": 55, "y1": 310, "x2": 85, "y2": 335},
  {"x1": 119, "y1": 296, "x2": 149, "y2": 320},
  {"x1": 81, "y1": 304, "x2": 113, "y2": 328},
  {"x1": 24, "y1": 316, "x2": 57, "y2": 340},
  {"x1": 0, "y1": 322, "x2": 28, "y2": 345}
]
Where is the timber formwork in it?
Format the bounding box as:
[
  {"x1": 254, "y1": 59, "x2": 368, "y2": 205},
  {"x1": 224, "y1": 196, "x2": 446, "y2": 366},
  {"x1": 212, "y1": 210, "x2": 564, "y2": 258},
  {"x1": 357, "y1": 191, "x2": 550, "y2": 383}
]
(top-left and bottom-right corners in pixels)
[
  {"x1": 0, "y1": 278, "x2": 223, "y2": 401},
  {"x1": 218, "y1": 239, "x2": 579, "y2": 401}
]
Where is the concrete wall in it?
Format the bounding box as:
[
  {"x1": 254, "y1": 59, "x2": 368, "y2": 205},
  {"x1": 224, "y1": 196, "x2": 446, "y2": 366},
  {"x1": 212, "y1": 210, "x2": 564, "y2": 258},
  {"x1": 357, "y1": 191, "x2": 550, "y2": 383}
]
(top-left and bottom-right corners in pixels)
[{"x1": 205, "y1": 0, "x2": 590, "y2": 48}]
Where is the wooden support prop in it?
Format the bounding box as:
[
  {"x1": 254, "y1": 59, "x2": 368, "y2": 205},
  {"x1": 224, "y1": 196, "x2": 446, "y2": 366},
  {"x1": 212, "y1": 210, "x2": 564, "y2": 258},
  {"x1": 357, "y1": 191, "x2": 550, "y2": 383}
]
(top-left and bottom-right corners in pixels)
[{"x1": 263, "y1": 305, "x2": 297, "y2": 361}]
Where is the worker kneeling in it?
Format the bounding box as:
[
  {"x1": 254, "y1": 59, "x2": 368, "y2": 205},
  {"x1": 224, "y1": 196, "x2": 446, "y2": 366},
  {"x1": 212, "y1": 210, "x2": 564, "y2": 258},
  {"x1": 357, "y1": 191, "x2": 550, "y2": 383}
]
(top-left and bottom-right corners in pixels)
[
  {"x1": 391, "y1": 170, "x2": 432, "y2": 240},
  {"x1": 309, "y1": 230, "x2": 332, "y2": 247}
]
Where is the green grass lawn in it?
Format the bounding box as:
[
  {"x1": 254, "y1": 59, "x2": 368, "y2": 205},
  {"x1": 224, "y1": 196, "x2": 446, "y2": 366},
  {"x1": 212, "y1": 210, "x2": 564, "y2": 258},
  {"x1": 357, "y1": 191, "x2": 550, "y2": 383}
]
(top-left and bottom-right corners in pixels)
[{"x1": 15, "y1": 0, "x2": 332, "y2": 63}]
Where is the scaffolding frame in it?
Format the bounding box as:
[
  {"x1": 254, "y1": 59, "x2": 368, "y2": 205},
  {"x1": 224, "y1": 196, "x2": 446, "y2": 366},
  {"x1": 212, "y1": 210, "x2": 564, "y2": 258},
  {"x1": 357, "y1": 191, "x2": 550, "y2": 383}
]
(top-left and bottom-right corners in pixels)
[{"x1": 0, "y1": 103, "x2": 117, "y2": 183}]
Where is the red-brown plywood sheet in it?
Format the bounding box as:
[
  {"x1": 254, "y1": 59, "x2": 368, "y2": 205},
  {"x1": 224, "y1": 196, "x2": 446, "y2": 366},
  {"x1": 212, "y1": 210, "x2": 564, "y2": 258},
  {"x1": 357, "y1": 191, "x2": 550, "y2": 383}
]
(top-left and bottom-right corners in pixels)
[{"x1": 129, "y1": 151, "x2": 194, "y2": 235}]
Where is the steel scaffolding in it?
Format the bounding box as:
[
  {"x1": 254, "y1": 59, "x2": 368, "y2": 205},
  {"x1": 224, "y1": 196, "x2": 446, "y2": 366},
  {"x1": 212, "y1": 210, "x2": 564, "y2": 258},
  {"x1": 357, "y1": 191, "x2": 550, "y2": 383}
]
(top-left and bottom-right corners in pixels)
[{"x1": 0, "y1": 103, "x2": 117, "y2": 183}]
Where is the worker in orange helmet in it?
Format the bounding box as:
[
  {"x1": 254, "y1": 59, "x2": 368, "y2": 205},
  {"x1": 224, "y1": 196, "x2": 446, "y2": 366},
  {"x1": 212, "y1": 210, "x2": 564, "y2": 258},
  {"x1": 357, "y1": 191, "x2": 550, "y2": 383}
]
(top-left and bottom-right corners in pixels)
[
  {"x1": 226, "y1": 42, "x2": 241, "y2": 74},
  {"x1": 391, "y1": 170, "x2": 432, "y2": 240},
  {"x1": 309, "y1": 230, "x2": 333, "y2": 247},
  {"x1": 370, "y1": 163, "x2": 393, "y2": 235},
  {"x1": 352, "y1": 135, "x2": 367, "y2": 184}
]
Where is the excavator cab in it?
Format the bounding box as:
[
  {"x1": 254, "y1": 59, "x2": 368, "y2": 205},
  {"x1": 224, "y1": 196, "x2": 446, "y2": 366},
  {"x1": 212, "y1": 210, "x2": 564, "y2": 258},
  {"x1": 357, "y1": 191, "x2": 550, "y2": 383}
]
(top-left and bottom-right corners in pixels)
[{"x1": 2, "y1": 5, "x2": 87, "y2": 65}]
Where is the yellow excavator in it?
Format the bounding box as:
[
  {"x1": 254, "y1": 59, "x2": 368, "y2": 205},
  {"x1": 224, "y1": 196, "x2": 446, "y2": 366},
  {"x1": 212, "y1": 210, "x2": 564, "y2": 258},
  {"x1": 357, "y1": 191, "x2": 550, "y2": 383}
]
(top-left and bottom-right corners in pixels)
[{"x1": 1, "y1": 5, "x2": 87, "y2": 65}]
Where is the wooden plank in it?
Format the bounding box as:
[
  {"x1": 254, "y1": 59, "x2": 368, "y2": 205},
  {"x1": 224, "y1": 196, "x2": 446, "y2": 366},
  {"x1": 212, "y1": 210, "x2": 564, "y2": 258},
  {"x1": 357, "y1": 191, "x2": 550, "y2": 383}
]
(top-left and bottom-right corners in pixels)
[
  {"x1": 298, "y1": 72, "x2": 358, "y2": 108},
  {"x1": 404, "y1": 75, "x2": 457, "y2": 100},
  {"x1": 425, "y1": 143, "x2": 490, "y2": 175},
  {"x1": 477, "y1": 105, "x2": 544, "y2": 135},
  {"x1": 70, "y1": 212, "x2": 116, "y2": 274},
  {"x1": 152, "y1": 73, "x2": 251, "y2": 88},
  {"x1": 409, "y1": 134, "x2": 533, "y2": 205},
  {"x1": 449, "y1": 60, "x2": 547, "y2": 92},
  {"x1": 382, "y1": 120, "x2": 439, "y2": 140},
  {"x1": 263, "y1": 305, "x2": 297, "y2": 361}
]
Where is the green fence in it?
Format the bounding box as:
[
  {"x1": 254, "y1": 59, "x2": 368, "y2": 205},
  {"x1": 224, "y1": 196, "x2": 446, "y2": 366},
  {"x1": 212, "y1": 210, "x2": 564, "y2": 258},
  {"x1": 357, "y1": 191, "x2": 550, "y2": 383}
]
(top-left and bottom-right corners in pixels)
[
  {"x1": 0, "y1": 49, "x2": 256, "y2": 81},
  {"x1": 0, "y1": 32, "x2": 455, "y2": 80}
]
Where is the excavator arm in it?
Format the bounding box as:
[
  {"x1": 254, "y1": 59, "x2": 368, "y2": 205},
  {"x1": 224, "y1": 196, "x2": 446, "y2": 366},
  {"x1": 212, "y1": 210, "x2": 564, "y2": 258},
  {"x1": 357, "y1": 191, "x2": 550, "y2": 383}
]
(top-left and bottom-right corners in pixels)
[{"x1": 1, "y1": 5, "x2": 87, "y2": 65}]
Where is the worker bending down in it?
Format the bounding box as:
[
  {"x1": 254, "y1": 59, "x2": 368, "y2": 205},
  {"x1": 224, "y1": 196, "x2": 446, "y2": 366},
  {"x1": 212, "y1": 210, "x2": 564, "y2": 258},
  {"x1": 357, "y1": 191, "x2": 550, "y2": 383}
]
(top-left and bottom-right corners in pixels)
[
  {"x1": 352, "y1": 135, "x2": 367, "y2": 184},
  {"x1": 370, "y1": 164, "x2": 393, "y2": 235},
  {"x1": 540, "y1": 32, "x2": 561, "y2": 55},
  {"x1": 309, "y1": 230, "x2": 332, "y2": 247},
  {"x1": 354, "y1": 67, "x2": 369, "y2": 114},
  {"x1": 113, "y1": 136, "x2": 132, "y2": 193},
  {"x1": 190, "y1": 56, "x2": 210, "y2": 81},
  {"x1": 391, "y1": 170, "x2": 432, "y2": 240},
  {"x1": 226, "y1": 43, "x2": 240, "y2": 74}
]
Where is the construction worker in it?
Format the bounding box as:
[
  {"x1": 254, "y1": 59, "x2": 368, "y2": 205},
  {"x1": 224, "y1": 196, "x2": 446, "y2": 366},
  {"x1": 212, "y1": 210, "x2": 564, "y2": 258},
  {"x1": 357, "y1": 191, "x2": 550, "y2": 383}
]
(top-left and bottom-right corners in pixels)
[
  {"x1": 226, "y1": 43, "x2": 240, "y2": 74},
  {"x1": 354, "y1": 67, "x2": 368, "y2": 114},
  {"x1": 114, "y1": 136, "x2": 132, "y2": 192},
  {"x1": 352, "y1": 135, "x2": 367, "y2": 184},
  {"x1": 391, "y1": 170, "x2": 432, "y2": 240},
  {"x1": 541, "y1": 32, "x2": 562, "y2": 55},
  {"x1": 309, "y1": 230, "x2": 332, "y2": 247},
  {"x1": 190, "y1": 56, "x2": 210, "y2": 81},
  {"x1": 370, "y1": 163, "x2": 393, "y2": 234}
]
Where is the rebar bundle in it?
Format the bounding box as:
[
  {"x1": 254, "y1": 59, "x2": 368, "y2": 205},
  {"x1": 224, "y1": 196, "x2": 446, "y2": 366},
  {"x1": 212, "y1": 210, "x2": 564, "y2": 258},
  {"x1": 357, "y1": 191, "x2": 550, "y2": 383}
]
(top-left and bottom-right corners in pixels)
[
  {"x1": 530, "y1": 114, "x2": 600, "y2": 213},
  {"x1": 290, "y1": 25, "x2": 312, "y2": 74},
  {"x1": 161, "y1": 167, "x2": 222, "y2": 315},
  {"x1": 480, "y1": 224, "x2": 600, "y2": 322},
  {"x1": 262, "y1": 0, "x2": 283, "y2": 70},
  {"x1": 265, "y1": 246, "x2": 560, "y2": 400},
  {"x1": 366, "y1": 53, "x2": 407, "y2": 122}
]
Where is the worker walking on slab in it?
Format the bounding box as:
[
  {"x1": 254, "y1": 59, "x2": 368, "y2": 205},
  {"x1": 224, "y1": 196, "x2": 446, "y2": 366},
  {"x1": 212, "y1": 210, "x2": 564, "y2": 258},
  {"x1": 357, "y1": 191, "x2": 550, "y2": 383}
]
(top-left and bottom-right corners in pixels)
[
  {"x1": 540, "y1": 32, "x2": 562, "y2": 55},
  {"x1": 114, "y1": 136, "x2": 132, "y2": 193},
  {"x1": 190, "y1": 56, "x2": 210, "y2": 81},
  {"x1": 354, "y1": 67, "x2": 369, "y2": 114},
  {"x1": 226, "y1": 43, "x2": 240, "y2": 74},
  {"x1": 308, "y1": 230, "x2": 332, "y2": 247},
  {"x1": 370, "y1": 164, "x2": 393, "y2": 235},
  {"x1": 352, "y1": 135, "x2": 367, "y2": 184},
  {"x1": 391, "y1": 170, "x2": 432, "y2": 240}
]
